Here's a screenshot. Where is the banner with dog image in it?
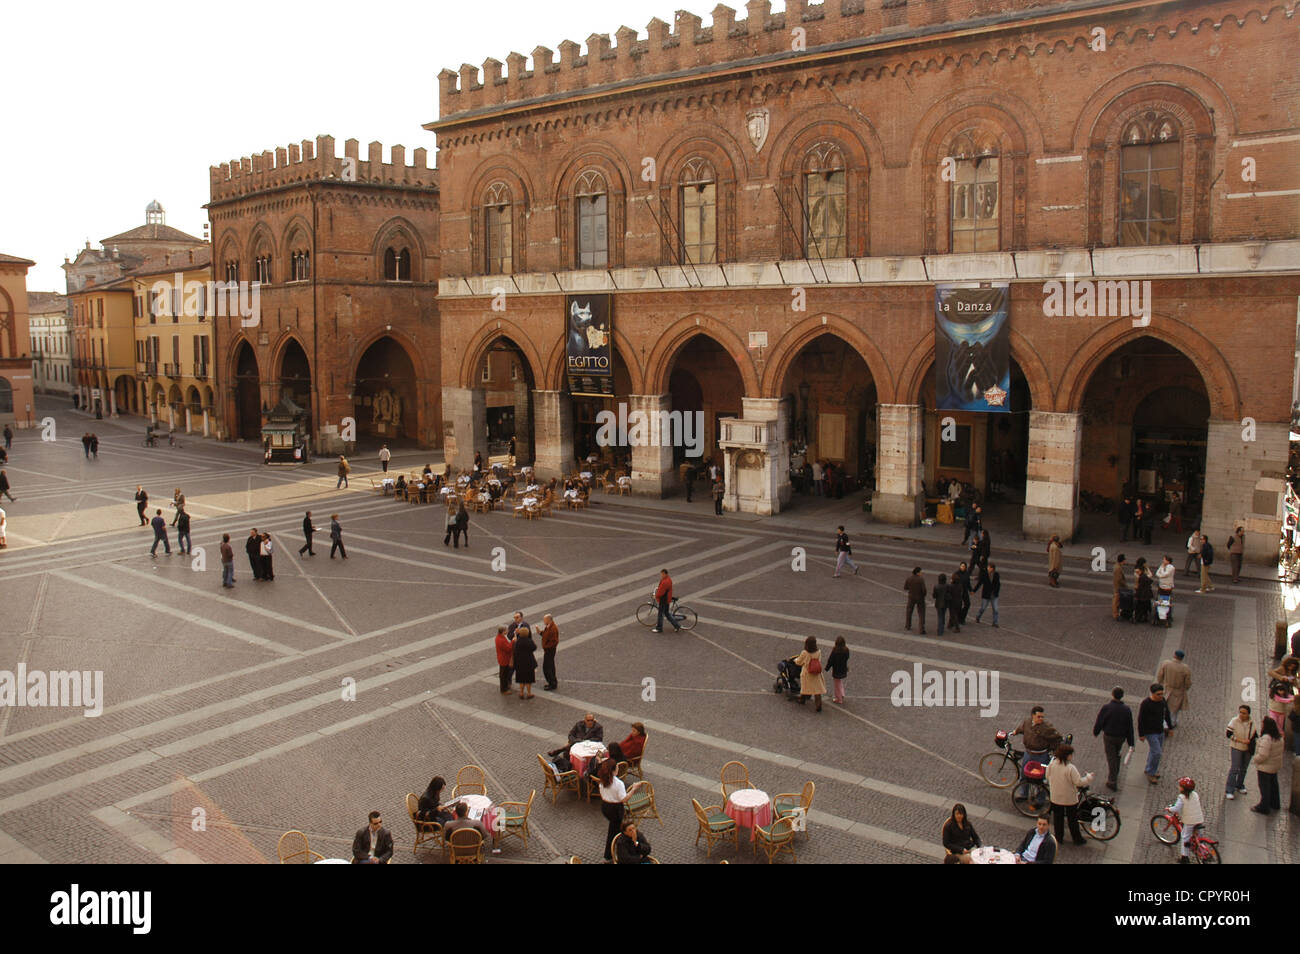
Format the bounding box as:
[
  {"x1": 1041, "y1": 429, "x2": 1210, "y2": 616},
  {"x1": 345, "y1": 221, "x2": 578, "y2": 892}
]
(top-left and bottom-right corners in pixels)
[
  {"x1": 934, "y1": 283, "x2": 1010, "y2": 413},
  {"x1": 565, "y1": 294, "x2": 614, "y2": 396}
]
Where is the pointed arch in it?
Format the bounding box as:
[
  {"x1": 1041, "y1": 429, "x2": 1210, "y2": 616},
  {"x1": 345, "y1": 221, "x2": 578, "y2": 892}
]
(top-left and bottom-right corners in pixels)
[
  {"x1": 760, "y1": 314, "x2": 894, "y2": 400},
  {"x1": 370, "y1": 216, "x2": 429, "y2": 282},
  {"x1": 644, "y1": 314, "x2": 760, "y2": 398},
  {"x1": 543, "y1": 327, "x2": 644, "y2": 395},
  {"x1": 895, "y1": 328, "x2": 1054, "y2": 410},
  {"x1": 457, "y1": 318, "x2": 546, "y2": 392}
]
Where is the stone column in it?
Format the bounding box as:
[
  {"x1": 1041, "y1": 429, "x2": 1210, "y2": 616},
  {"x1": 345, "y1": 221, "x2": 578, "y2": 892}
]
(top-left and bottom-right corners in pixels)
[
  {"x1": 167, "y1": 403, "x2": 175, "y2": 430},
  {"x1": 629, "y1": 394, "x2": 675, "y2": 497},
  {"x1": 742, "y1": 396, "x2": 790, "y2": 512},
  {"x1": 1201, "y1": 418, "x2": 1289, "y2": 565},
  {"x1": 185, "y1": 407, "x2": 193, "y2": 434},
  {"x1": 532, "y1": 389, "x2": 573, "y2": 480},
  {"x1": 441, "y1": 386, "x2": 486, "y2": 473},
  {"x1": 109, "y1": 389, "x2": 118, "y2": 417},
  {"x1": 513, "y1": 379, "x2": 532, "y2": 463},
  {"x1": 873, "y1": 404, "x2": 923, "y2": 525},
  {"x1": 202, "y1": 408, "x2": 210, "y2": 438},
  {"x1": 1024, "y1": 410, "x2": 1082, "y2": 540}
]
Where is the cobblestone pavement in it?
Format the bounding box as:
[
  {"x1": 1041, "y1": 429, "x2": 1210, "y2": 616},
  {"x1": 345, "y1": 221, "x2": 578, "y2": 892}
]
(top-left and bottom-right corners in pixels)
[{"x1": 0, "y1": 402, "x2": 1295, "y2": 865}]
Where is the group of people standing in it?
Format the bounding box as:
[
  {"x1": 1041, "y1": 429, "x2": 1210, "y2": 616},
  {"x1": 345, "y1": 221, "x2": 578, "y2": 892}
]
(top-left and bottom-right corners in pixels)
[{"x1": 494, "y1": 611, "x2": 560, "y2": 698}]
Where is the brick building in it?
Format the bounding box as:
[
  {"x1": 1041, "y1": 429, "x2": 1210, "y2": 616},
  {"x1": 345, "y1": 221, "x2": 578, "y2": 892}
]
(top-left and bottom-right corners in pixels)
[
  {"x1": 429, "y1": 0, "x2": 1300, "y2": 562},
  {"x1": 0, "y1": 254, "x2": 36, "y2": 429},
  {"x1": 207, "y1": 136, "x2": 439, "y2": 453}
]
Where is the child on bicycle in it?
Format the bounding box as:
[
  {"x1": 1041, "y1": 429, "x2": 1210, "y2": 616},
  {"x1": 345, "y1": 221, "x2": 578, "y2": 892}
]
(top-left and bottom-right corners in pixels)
[{"x1": 1168, "y1": 776, "x2": 1204, "y2": 863}]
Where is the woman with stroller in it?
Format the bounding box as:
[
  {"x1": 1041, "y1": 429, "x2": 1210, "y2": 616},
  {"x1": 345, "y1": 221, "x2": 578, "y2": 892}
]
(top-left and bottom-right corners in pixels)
[
  {"x1": 1133, "y1": 558, "x2": 1154, "y2": 623},
  {"x1": 1155, "y1": 555, "x2": 1175, "y2": 624},
  {"x1": 791, "y1": 636, "x2": 825, "y2": 712}
]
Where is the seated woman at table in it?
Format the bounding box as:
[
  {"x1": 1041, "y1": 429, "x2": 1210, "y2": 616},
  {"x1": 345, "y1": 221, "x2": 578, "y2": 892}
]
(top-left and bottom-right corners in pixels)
[
  {"x1": 615, "y1": 820, "x2": 652, "y2": 864},
  {"x1": 606, "y1": 723, "x2": 646, "y2": 764},
  {"x1": 422, "y1": 464, "x2": 434, "y2": 482},
  {"x1": 394, "y1": 474, "x2": 408, "y2": 500},
  {"x1": 417, "y1": 776, "x2": 453, "y2": 825},
  {"x1": 941, "y1": 803, "x2": 982, "y2": 864}
]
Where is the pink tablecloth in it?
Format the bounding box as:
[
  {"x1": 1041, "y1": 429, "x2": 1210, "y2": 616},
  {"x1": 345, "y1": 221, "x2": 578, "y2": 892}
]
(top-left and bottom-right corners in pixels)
[
  {"x1": 724, "y1": 789, "x2": 773, "y2": 841},
  {"x1": 569, "y1": 741, "x2": 607, "y2": 778}
]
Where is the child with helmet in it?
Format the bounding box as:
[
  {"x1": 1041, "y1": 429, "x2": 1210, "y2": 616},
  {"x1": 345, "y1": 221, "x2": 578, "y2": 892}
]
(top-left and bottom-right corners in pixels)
[{"x1": 1168, "y1": 777, "x2": 1204, "y2": 863}]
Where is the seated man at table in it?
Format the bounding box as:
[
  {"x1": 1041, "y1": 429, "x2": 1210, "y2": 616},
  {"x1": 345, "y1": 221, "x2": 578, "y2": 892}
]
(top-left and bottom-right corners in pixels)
[
  {"x1": 1013, "y1": 816, "x2": 1056, "y2": 864},
  {"x1": 548, "y1": 712, "x2": 603, "y2": 759},
  {"x1": 394, "y1": 474, "x2": 408, "y2": 500},
  {"x1": 442, "y1": 800, "x2": 492, "y2": 844},
  {"x1": 351, "y1": 810, "x2": 394, "y2": 864},
  {"x1": 615, "y1": 820, "x2": 652, "y2": 864}
]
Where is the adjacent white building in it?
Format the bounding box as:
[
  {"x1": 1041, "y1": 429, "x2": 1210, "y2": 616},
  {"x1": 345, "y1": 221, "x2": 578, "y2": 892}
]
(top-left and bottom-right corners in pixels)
[{"x1": 28, "y1": 291, "x2": 70, "y2": 395}]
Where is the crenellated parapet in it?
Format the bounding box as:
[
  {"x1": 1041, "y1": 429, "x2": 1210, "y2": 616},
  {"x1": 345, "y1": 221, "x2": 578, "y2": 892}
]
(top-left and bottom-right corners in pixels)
[{"x1": 209, "y1": 134, "x2": 437, "y2": 202}]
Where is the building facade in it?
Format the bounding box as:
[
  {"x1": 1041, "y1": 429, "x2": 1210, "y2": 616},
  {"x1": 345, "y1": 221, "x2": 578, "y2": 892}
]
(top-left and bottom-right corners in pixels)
[
  {"x1": 0, "y1": 254, "x2": 36, "y2": 428},
  {"x1": 207, "y1": 135, "x2": 440, "y2": 453},
  {"x1": 28, "y1": 291, "x2": 70, "y2": 396},
  {"x1": 429, "y1": 0, "x2": 1300, "y2": 562}
]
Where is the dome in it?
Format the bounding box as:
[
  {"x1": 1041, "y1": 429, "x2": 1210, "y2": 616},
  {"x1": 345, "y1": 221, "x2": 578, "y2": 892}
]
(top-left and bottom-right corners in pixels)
[{"x1": 146, "y1": 199, "x2": 164, "y2": 213}]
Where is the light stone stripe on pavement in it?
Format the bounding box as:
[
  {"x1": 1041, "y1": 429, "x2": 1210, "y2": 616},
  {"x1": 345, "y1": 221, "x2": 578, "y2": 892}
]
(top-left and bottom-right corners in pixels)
[
  {"x1": 88, "y1": 806, "x2": 205, "y2": 864},
  {"x1": 1217, "y1": 596, "x2": 1272, "y2": 864},
  {"x1": 0, "y1": 827, "x2": 49, "y2": 863},
  {"x1": 50, "y1": 570, "x2": 299, "y2": 657}
]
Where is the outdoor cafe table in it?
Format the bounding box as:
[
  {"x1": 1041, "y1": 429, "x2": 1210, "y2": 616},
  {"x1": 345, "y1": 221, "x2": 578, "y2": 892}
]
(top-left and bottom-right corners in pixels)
[
  {"x1": 970, "y1": 846, "x2": 1017, "y2": 865},
  {"x1": 450, "y1": 793, "x2": 501, "y2": 837},
  {"x1": 724, "y1": 788, "x2": 773, "y2": 841},
  {"x1": 569, "y1": 740, "x2": 607, "y2": 778}
]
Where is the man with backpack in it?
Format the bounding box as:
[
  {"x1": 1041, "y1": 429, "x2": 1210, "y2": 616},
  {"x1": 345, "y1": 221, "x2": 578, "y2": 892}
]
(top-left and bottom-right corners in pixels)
[{"x1": 1197, "y1": 535, "x2": 1216, "y2": 593}]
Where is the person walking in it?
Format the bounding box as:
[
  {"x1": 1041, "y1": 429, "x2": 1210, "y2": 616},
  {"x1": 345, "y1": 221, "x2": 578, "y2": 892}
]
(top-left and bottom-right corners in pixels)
[
  {"x1": 81, "y1": 432, "x2": 91, "y2": 458},
  {"x1": 135, "y1": 486, "x2": 149, "y2": 526},
  {"x1": 540, "y1": 613, "x2": 560, "y2": 691},
  {"x1": 1197, "y1": 536, "x2": 1216, "y2": 593},
  {"x1": 961, "y1": 504, "x2": 981, "y2": 546},
  {"x1": 329, "y1": 514, "x2": 347, "y2": 559},
  {"x1": 1119, "y1": 495, "x2": 1135, "y2": 542},
  {"x1": 149, "y1": 509, "x2": 171, "y2": 557},
  {"x1": 219, "y1": 533, "x2": 235, "y2": 588},
  {"x1": 170, "y1": 488, "x2": 185, "y2": 526},
  {"x1": 90, "y1": 433, "x2": 99, "y2": 459},
  {"x1": 975, "y1": 528, "x2": 991, "y2": 569},
  {"x1": 1045, "y1": 744, "x2": 1093, "y2": 847},
  {"x1": 1155, "y1": 554, "x2": 1175, "y2": 621},
  {"x1": 974, "y1": 561, "x2": 1000, "y2": 627},
  {"x1": 811, "y1": 459, "x2": 824, "y2": 496},
  {"x1": 0, "y1": 506, "x2": 6, "y2": 548},
  {"x1": 825, "y1": 635, "x2": 849, "y2": 704},
  {"x1": 1131, "y1": 498, "x2": 1145, "y2": 542},
  {"x1": 651, "y1": 568, "x2": 679, "y2": 633},
  {"x1": 1141, "y1": 498, "x2": 1155, "y2": 544},
  {"x1": 512, "y1": 624, "x2": 537, "y2": 700},
  {"x1": 1185, "y1": 529, "x2": 1203, "y2": 577},
  {"x1": 946, "y1": 572, "x2": 963, "y2": 633},
  {"x1": 597, "y1": 758, "x2": 628, "y2": 862},
  {"x1": 1228, "y1": 526, "x2": 1245, "y2": 583},
  {"x1": 299, "y1": 511, "x2": 318, "y2": 556},
  {"x1": 955, "y1": 562, "x2": 972, "y2": 624},
  {"x1": 833, "y1": 525, "x2": 859, "y2": 577},
  {"x1": 1092, "y1": 687, "x2": 1134, "y2": 791},
  {"x1": 712, "y1": 477, "x2": 724, "y2": 515},
  {"x1": 494, "y1": 626, "x2": 514, "y2": 694},
  {"x1": 336, "y1": 455, "x2": 350, "y2": 489},
  {"x1": 1266, "y1": 680, "x2": 1293, "y2": 748},
  {"x1": 792, "y1": 636, "x2": 825, "y2": 712},
  {"x1": 378, "y1": 444, "x2": 391, "y2": 474},
  {"x1": 1155, "y1": 650, "x2": 1191, "y2": 726},
  {"x1": 1224, "y1": 704, "x2": 1256, "y2": 799},
  {"x1": 175, "y1": 507, "x2": 192, "y2": 555},
  {"x1": 933, "y1": 573, "x2": 950, "y2": 637},
  {"x1": 259, "y1": 533, "x2": 275, "y2": 581},
  {"x1": 1047, "y1": 534, "x2": 1062, "y2": 587},
  {"x1": 679, "y1": 461, "x2": 693, "y2": 502},
  {"x1": 1111, "y1": 554, "x2": 1128, "y2": 620},
  {"x1": 0, "y1": 469, "x2": 13, "y2": 503},
  {"x1": 903, "y1": 566, "x2": 927, "y2": 634},
  {"x1": 245, "y1": 529, "x2": 262, "y2": 579},
  {"x1": 1138, "y1": 683, "x2": 1175, "y2": 783},
  {"x1": 1250, "y1": 717, "x2": 1284, "y2": 815},
  {"x1": 2, "y1": 424, "x2": 10, "y2": 449},
  {"x1": 451, "y1": 501, "x2": 469, "y2": 549}
]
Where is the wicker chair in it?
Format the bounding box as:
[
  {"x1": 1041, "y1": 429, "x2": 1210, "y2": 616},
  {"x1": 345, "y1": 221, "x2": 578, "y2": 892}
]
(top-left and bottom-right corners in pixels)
[
  {"x1": 773, "y1": 780, "x2": 816, "y2": 839},
  {"x1": 453, "y1": 765, "x2": 487, "y2": 799},
  {"x1": 720, "y1": 760, "x2": 751, "y2": 801},
  {"x1": 495, "y1": 789, "x2": 536, "y2": 849},
  {"x1": 538, "y1": 754, "x2": 581, "y2": 803},
  {"x1": 602, "y1": 470, "x2": 616, "y2": 494},
  {"x1": 609, "y1": 832, "x2": 659, "y2": 864},
  {"x1": 624, "y1": 781, "x2": 662, "y2": 827},
  {"x1": 623, "y1": 735, "x2": 647, "y2": 781},
  {"x1": 448, "y1": 827, "x2": 484, "y2": 864},
  {"x1": 691, "y1": 799, "x2": 739, "y2": 858},
  {"x1": 405, "y1": 793, "x2": 443, "y2": 856},
  {"x1": 276, "y1": 829, "x2": 324, "y2": 864},
  {"x1": 753, "y1": 816, "x2": 797, "y2": 863}
]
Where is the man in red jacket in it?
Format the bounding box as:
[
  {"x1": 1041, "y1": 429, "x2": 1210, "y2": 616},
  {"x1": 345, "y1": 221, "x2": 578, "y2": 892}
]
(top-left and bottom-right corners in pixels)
[
  {"x1": 494, "y1": 626, "x2": 514, "y2": 694},
  {"x1": 652, "y1": 569, "x2": 680, "y2": 633}
]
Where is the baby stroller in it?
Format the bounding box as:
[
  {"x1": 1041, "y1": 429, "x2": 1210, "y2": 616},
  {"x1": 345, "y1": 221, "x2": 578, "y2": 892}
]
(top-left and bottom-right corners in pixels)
[
  {"x1": 1154, "y1": 591, "x2": 1172, "y2": 627},
  {"x1": 773, "y1": 658, "x2": 802, "y2": 697},
  {"x1": 1118, "y1": 589, "x2": 1134, "y2": 622}
]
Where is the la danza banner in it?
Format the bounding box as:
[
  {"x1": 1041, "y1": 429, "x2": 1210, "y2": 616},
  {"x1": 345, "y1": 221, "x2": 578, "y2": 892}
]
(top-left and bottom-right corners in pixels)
[
  {"x1": 934, "y1": 283, "x2": 1010, "y2": 413},
  {"x1": 566, "y1": 294, "x2": 614, "y2": 397}
]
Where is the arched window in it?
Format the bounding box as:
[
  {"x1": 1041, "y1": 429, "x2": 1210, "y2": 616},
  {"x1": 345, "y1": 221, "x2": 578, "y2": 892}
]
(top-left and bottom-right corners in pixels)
[
  {"x1": 948, "y1": 131, "x2": 1000, "y2": 253},
  {"x1": 679, "y1": 157, "x2": 717, "y2": 265},
  {"x1": 384, "y1": 247, "x2": 411, "y2": 281},
  {"x1": 224, "y1": 260, "x2": 239, "y2": 283},
  {"x1": 802, "y1": 144, "x2": 847, "y2": 258},
  {"x1": 290, "y1": 249, "x2": 311, "y2": 282},
  {"x1": 575, "y1": 170, "x2": 608, "y2": 269},
  {"x1": 484, "y1": 182, "x2": 513, "y2": 275},
  {"x1": 254, "y1": 253, "x2": 272, "y2": 285},
  {"x1": 1119, "y1": 110, "x2": 1181, "y2": 246}
]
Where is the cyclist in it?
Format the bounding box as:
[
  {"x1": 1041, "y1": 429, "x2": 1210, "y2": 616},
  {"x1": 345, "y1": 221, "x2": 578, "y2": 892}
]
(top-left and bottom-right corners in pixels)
[
  {"x1": 1012, "y1": 706, "x2": 1064, "y2": 767},
  {"x1": 1167, "y1": 776, "x2": 1204, "y2": 863},
  {"x1": 651, "y1": 568, "x2": 680, "y2": 634}
]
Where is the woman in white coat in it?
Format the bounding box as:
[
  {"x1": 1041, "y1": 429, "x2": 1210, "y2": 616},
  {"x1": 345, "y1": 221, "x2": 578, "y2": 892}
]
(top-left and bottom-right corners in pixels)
[{"x1": 1045, "y1": 743, "x2": 1094, "y2": 847}]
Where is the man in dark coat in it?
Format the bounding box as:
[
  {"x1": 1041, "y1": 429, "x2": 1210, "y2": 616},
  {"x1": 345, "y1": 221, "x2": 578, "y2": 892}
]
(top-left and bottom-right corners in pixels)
[
  {"x1": 351, "y1": 811, "x2": 394, "y2": 864},
  {"x1": 962, "y1": 504, "x2": 981, "y2": 545},
  {"x1": 135, "y1": 486, "x2": 148, "y2": 525},
  {"x1": 1138, "y1": 683, "x2": 1175, "y2": 783},
  {"x1": 903, "y1": 567, "x2": 927, "y2": 634},
  {"x1": 946, "y1": 573, "x2": 963, "y2": 633},
  {"x1": 954, "y1": 562, "x2": 973, "y2": 624},
  {"x1": 245, "y1": 528, "x2": 263, "y2": 579},
  {"x1": 1119, "y1": 495, "x2": 1135, "y2": 541},
  {"x1": 0, "y1": 469, "x2": 13, "y2": 503},
  {"x1": 298, "y1": 511, "x2": 318, "y2": 556},
  {"x1": 974, "y1": 561, "x2": 1001, "y2": 626},
  {"x1": 1092, "y1": 686, "x2": 1135, "y2": 791}
]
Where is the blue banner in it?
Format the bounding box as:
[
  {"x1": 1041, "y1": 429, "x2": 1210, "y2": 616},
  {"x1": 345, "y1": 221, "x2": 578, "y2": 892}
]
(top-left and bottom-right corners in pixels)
[{"x1": 935, "y1": 283, "x2": 1010, "y2": 413}]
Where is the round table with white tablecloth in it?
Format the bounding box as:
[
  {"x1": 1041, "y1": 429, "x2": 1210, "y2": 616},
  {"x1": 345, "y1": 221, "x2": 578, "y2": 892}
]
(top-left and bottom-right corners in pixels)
[
  {"x1": 724, "y1": 789, "x2": 773, "y2": 841},
  {"x1": 449, "y1": 793, "x2": 500, "y2": 838},
  {"x1": 569, "y1": 740, "x2": 607, "y2": 778},
  {"x1": 969, "y1": 845, "x2": 1017, "y2": 865}
]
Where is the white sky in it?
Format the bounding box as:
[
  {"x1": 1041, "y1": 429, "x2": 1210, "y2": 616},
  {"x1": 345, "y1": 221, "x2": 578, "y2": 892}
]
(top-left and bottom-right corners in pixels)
[{"x1": 0, "y1": 0, "x2": 716, "y2": 291}]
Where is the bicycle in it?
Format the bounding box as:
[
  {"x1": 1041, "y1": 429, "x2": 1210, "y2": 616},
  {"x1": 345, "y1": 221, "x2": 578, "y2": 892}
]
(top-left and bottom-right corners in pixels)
[
  {"x1": 1150, "y1": 809, "x2": 1220, "y2": 863},
  {"x1": 978, "y1": 729, "x2": 1026, "y2": 788},
  {"x1": 635, "y1": 596, "x2": 697, "y2": 631}
]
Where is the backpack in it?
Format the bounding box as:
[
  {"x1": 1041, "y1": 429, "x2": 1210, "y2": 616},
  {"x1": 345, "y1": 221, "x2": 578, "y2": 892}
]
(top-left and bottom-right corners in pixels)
[{"x1": 807, "y1": 658, "x2": 822, "y2": 675}]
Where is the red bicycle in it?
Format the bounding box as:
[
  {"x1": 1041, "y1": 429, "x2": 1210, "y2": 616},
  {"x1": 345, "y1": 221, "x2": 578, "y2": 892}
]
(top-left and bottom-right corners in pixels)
[{"x1": 1149, "y1": 809, "x2": 1220, "y2": 863}]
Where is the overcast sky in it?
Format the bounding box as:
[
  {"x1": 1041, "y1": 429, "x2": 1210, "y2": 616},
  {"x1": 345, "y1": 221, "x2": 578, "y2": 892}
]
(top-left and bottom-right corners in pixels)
[{"x1": 0, "y1": 0, "x2": 706, "y2": 291}]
